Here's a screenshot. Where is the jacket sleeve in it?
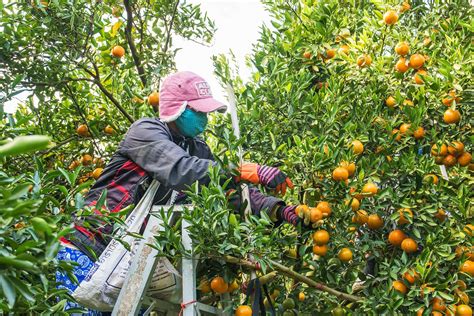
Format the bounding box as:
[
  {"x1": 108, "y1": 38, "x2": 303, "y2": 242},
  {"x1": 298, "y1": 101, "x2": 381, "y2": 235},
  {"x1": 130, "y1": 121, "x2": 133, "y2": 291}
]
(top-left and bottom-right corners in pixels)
[
  {"x1": 118, "y1": 119, "x2": 216, "y2": 191},
  {"x1": 228, "y1": 186, "x2": 285, "y2": 221}
]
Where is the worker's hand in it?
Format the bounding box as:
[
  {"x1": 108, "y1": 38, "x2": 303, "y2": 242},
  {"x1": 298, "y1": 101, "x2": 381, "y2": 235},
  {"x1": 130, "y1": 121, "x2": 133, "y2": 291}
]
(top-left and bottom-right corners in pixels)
[
  {"x1": 238, "y1": 163, "x2": 294, "y2": 195},
  {"x1": 276, "y1": 205, "x2": 312, "y2": 228}
]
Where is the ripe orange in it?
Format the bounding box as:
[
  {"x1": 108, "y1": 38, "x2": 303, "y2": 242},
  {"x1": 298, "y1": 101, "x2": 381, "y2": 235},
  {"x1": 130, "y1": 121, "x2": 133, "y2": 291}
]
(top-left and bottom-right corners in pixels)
[
  {"x1": 317, "y1": 201, "x2": 332, "y2": 217},
  {"x1": 228, "y1": 280, "x2": 239, "y2": 292},
  {"x1": 399, "y1": 123, "x2": 411, "y2": 135},
  {"x1": 391, "y1": 129, "x2": 402, "y2": 141},
  {"x1": 456, "y1": 280, "x2": 467, "y2": 291},
  {"x1": 357, "y1": 55, "x2": 372, "y2": 67},
  {"x1": 295, "y1": 204, "x2": 309, "y2": 217},
  {"x1": 409, "y1": 54, "x2": 425, "y2": 69},
  {"x1": 362, "y1": 182, "x2": 378, "y2": 196},
  {"x1": 414, "y1": 69, "x2": 428, "y2": 84},
  {"x1": 338, "y1": 248, "x2": 353, "y2": 262},
  {"x1": 398, "y1": 208, "x2": 413, "y2": 225},
  {"x1": 383, "y1": 10, "x2": 399, "y2": 25},
  {"x1": 81, "y1": 154, "x2": 93, "y2": 166},
  {"x1": 417, "y1": 308, "x2": 425, "y2": 316},
  {"x1": 298, "y1": 292, "x2": 305, "y2": 302},
  {"x1": 413, "y1": 127, "x2": 425, "y2": 139},
  {"x1": 388, "y1": 229, "x2": 406, "y2": 247},
  {"x1": 434, "y1": 209, "x2": 446, "y2": 222},
  {"x1": 401, "y1": 238, "x2": 418, "y2": 254},
  {"x1": 345, "y1": 197, "x2": 360, "y2": 211},
  {"x1": 392, "y1": 280, "x2": 408, "y2": 295},
  {"x1": 353, "y1": 210, "x2": 369, "y2": 225},
  {"x1": 148, "y1": 91, "x2": 160, "y2": 106},
  {"x1": 340, "y1": 161, "x2": 356, "y2": 177},
  {"x1": 92, "y1": 168, "x2": 103, "y2": 180},
  {"x1": 351, "y1": 140, "x2": 364, "y2": 155},
  {"x1": 431, "y1": 144, "x2": 448, "y2": 156},
  {"x1": 76, "y1": 124, "x2": 89, "y2": 137},
  {"x1": 386, "y1": 96, "x2": 396, "y2": 108},
  {"x1": 210, "y1": 277, "x2": 229, "y2": 294},
  {"x1": 111, "y1": 45, "x2": 125, "y2": 58},
  {"x1": 464, "y1": 224, "x2": 474, "y2": 236},
  {"x1": 312, "y1": 244, "x2": 328, "y2": 256},
  {"x1": 333, "y1": 167, "x2": 349, "y2": 181},
  {"x1": 339, "y1": 45, "x2": 350, "y2": 55},
  {"x1": 69, "y1": 160, "x2": 80, "y2": 170},
  {"x1": 432, "y1": 297, "x2": 446, "y2": 312},
  {"x1": 399, "y1": 2, "x2": 411, "y2": 12},
  {"x1": 443, "y1": 154, "x2": 457, "y2": 167},
  {"x1": 403, "y1": 270, "x2": 419, "y2": 284},
  {"x1": 444, "y1": 109, "x2": 461, "y2": 124},
  {"x1": 395, "y1": 58, "x2": 409, "y2": 73},
  {"x1": 303, "y1": 51, "x2": 312, "y2": 59},
  {"x1": 104, "y1": 125, "x2": 115, "y2": 135},
  {"x1": 368, "y1": 214, "x2": 384, "y2": 230},
  {"x1": 455, "y1": 305, "x2": 472, "y2": 316},
  {"x1": 448, "y1": 141, "x2": 465, "y2": 156},
  {"x1": 313, "y1": 230, "x2": 330, "y2": 245},
  {"x1": 442, "y1": 97, "x2": 454, "y2": 106},
  {"x1": 457, "y1": 291, "x2": 470, "y2": 304},
  {"x1": 395, "y1": 42, "x2": 410, "y2": 55},
  {"x1": 235, "y1": 305, "x2": 252, "y2": 316},
  {"x1": 326, "y1": 48, "x2": 336, "y2": 59},
  {"x1": 198, "y1": 279, "x2": 211, "y2": 293},
  {"x1": 310, "y1": 207, "x2": 323, "y2": 223},
  {"x1": 458, "y1": 152, "x2": 472, "y2": 167}
]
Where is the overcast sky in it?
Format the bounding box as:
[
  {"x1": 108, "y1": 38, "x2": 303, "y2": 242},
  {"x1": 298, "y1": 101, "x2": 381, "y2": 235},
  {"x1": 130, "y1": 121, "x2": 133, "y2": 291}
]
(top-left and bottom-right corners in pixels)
[{"x1": 174, "y1": 0, "x2": 270, "y2": 103}]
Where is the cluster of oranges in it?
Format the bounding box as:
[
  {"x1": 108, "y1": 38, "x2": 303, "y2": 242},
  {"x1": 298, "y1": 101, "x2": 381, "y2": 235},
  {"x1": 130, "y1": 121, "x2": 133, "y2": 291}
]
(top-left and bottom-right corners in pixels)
[
  {"x1": 199, "y1": 276, "x2": 240, "y2": 295},
  {"x1": 76, "y1": 124, "x2": 116, "y2": 137},
  {"x1": 68, "y1": 153, "x2": 104, "y2": 182},
  {"x1": 430, "y1": 141, "x2": 472, "y2": 169}
]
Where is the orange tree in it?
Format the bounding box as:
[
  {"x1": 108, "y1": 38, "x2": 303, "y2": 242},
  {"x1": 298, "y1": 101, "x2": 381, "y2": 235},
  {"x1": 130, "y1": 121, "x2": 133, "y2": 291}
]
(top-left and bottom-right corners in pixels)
[
  {"x1": 0, "y1": 0, "x2": 214, "y2": 313},
  {"x1": 174, "y1": 0, "x2": 473, "y2": 315}
]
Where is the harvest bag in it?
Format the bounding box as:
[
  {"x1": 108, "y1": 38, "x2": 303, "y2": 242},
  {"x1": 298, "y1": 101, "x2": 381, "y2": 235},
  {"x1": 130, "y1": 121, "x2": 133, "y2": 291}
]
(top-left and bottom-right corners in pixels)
[{"x1": 72, "y1": 180, "x2": 182, "y2": 311}]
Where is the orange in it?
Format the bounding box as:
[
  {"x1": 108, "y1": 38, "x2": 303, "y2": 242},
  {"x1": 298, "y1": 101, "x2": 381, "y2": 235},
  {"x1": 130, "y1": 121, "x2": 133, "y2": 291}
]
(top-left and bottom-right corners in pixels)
[
  {"x1": 395, "y1": 42, "x2": 410, "y2": 56},
  {"x1": 326, "y1": 48, "x2": 336, "y2": 59},
  {"x1": 338, "y1": 248, "x2": 353, "y2": 262},
  {"x1": 413, "y1": 127, "x2": 425, "y2": 139},
  {"x1": 414, "y1": 69, "x2": 428, "y2": 84},
  {"x1": 351, "y1": 140, "x2": 364, "y2": 155},
  {"x1": 401, "y1": 238, "x2": 418, "y2": 253},
  {"x1": 455, "y1": 305, "x2": 472, "y2": 316},
  {"x1": 228, "y1": 280, "x2": 239, "y2": 292},
  {"x1": 399, "y1": 123, "x2": 411, "y2": 135},
  {"x1": 443, "y1": 154, "x2": 457, "y2": 167},
  {"x1": 295, "y1": 204, "x2": 309, "y2": 217},
  {"x1": 317, "y1": 201, "x2": 332, "y2": 217},
  {"x1": 362, "y1": 182, "x2": 378, "y2": 196},
  {"x1": 434, "y1": 209, "x2": 446, "y2": 222},
  {"x1": 81, "y1": 154, "x2": 93, "y2": 166},
  {"x1": 339, "y1": 45, "x2": 350, "y2": 55},
  {"x1": 104, "y1": 125, "x2": 115, "y2": 135},
  {"x1": 235, "y1": 305, "x2": 252, "y2": 316},
  {"x1": 312, "y1": 244, "x2": 328, "y2": 256},
  {"x1": 148, "y1": 91, "x2": 160, "y2": 106},
  {"x1": 395, "y1": 58, "x2": 409, "y2": 73},
  {"x1": 386, "y1": 96, "x2": 396, "y2": 108},
  {"x1": 333, "y1": 167, "x2": 349, "y2": 181},
  {"x1": 423, "y1": 37, "x2": 431, "y2": 46},
  {"x1": 403, "y1": 270, "x2": 419, "y2": 284},
  {"x1": 111, "y1": 45, "x2": 125, "y2": 58},
  {"x1": 345, "y1": 197, "x2": 360, "y2": 211},
  {"x1": 456, "y1": 280, "x2": 467, "y2": 291},
  {"x1": 313, "y1": 230, "x2": 330, "y2": 245},
  {"x1": 403, "y1": 99, "x2": 414, "y2": 106},
  {"x1": 457, "y1": 152, "x2": 472, "y2": 167},
  {"x1": 399, "y1": 2, "x2": 411, "y2": 12},
  {"x1": 448, "y1": 141, "x2": 465, "y2": 156},
  {"x1": 392, "y1": 280, "x2": 408, "y2": 295},
  {"x1": 443, "y1": 109, "x2": 461, "y2": 124},
  {"x1": 388, "y1": 229, "x2": 406, "y2": 247},
  {"x1": 310, "y1": 207, "x2": 323, "y2": 223},
  {"x1": 92, "y1": 168, "x2": 103, "y2": 180},
  {"x1": 76, "y1": 124, "x2": 89, "y2": 137},
  {"x1": 417, "y1": 308, "x2": 425, "y2": 316},
  {"x1": 392, "y1": 129, "x2": 402, "y2": 141},
  {"x1": 210, "y1": 276, "x2": 229, "y2": 294},
  {"x1": 431, "y1": 144, "x2": 448, "y2": 156},
  {"x1": 340, "y1": 161, "x2": 356, "y2": 177},
  {"x1": 298, "y1": 292, "x2": 305, "y2": 302},
  {"x1": 383, "y1": 10, "x2": 399, "y2": 25},
  {"x1": 357, "y1": 55, "x2": 372, "y2": 67},
  {"x1": 432, "y1": 297, "x2": 446, "y2": 312},
  {"x1": 367, "y1": 214, "x2": 384, "y2": 230},
  {"x1": 353, "y1": 210, "x2": 368, "y2": 225},
  {"x1": 464, "y1": 224, "x2": 474, "y2": 236},
  {"x1": 457, "y1": 291, "x2": 470, "y2": 304},
  {"x1": 198, "y1": 279, "x2": 211, "y2": 293},
  {"x1": 409, "y1": 54, "x2": 425, "y2": 69},
  {"x1": 303, "y1": 51, "x2": 312, "y2": 59},
  {"x1": 398, "y1": 208, "x2": 413, "y2": 225},
  {"x1": 68, "y1": 160, "x2": 80, "y2": 170},
  {"x1": 442, "y1": 97, "x2": 454, "y2": 106}
]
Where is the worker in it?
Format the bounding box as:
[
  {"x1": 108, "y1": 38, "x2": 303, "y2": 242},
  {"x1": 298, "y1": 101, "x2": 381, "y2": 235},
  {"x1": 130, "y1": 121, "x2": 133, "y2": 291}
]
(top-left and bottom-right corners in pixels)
[{"x1": 56, "y1": 71, "x2": 304, "y2": 314}]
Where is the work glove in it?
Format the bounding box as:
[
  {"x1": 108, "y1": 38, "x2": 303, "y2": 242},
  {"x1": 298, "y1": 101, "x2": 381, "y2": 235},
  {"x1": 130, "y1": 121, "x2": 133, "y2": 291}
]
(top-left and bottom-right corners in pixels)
[
  {"x1": 238, "y1": 163, "x2": 294, "y2": 195},
  {"x1": 277, "y1": 205, "x2": 300, "y2": 226}
]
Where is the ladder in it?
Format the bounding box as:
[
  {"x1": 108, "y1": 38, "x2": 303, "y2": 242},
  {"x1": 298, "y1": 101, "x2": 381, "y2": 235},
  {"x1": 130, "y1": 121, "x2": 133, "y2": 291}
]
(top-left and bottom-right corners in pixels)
[{"x1": 111, "y1": 203, "x2": 230, "y2": 316}]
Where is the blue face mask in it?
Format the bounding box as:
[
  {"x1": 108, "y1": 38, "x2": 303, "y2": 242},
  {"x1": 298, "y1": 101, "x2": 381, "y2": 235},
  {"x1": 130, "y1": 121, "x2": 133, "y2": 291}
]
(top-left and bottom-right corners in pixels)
[{"x1": 175, "y1": 108, "x2": 208, "y2": 138}]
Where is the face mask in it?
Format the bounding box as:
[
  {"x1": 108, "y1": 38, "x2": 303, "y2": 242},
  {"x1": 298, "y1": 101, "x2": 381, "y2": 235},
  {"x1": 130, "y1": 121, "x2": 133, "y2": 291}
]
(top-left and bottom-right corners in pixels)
[{"x1": 175, "y1": 108, "x2": 208, "y2": 138}]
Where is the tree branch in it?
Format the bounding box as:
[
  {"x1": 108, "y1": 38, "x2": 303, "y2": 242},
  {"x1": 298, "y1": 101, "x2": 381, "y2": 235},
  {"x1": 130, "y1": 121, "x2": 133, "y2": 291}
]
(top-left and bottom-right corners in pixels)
[
  {"x1": 162, "y1": 0, "x2": 180, "y2": 56},
  {"x1": 124, "y1": 0, "x2": 147, "y2": 87},
  {"x1": 223, "y1": 255, "x2": 363, "y2": 303}
]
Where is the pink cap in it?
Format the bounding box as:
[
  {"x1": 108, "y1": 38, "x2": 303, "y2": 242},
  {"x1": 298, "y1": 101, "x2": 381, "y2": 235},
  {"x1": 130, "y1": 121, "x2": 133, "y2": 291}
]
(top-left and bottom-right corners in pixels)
[{"x1": 158, "y1": 71, "x2": 227, "y2": 122}]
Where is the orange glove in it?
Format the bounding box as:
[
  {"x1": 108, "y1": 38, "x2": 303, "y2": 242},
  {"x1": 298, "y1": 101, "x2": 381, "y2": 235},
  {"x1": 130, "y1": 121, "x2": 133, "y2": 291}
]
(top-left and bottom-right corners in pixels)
[{"x1": 238, "y1": 163, "x2": 294, "y2": 195}]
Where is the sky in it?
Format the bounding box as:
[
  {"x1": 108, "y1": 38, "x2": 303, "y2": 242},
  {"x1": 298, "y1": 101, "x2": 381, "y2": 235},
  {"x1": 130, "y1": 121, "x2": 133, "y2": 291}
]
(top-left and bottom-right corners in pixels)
[{"x1": 174, "y1": 0, "x2": 271, "y2": 102}]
